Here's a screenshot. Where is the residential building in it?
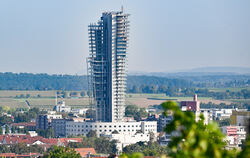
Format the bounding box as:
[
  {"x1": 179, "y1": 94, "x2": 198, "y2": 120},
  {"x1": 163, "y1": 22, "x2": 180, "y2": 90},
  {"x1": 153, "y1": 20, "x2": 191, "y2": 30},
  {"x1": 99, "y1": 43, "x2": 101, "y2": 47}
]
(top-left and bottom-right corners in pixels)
[
  {"x1": 74, "y1": 148, "x2": 96, "y2": 158},
  {"x1": 0, "y1": 134, "x2": 82, "y2": 149},
  {"x1": 11, "y1": 122, "x2": 36, "y2": 131},
  {"x1": 36, "y1": 114, "x2": 62, "y2": 130},
  {"x1": 87, "y1": 9, "x2": 129, "y2": 122},
  {"x1": 51, "y1": 119, "x2": 67, "y2": 137},
  {"x1": 221, "y1": 126, "x2": 247, "y2": 148}
]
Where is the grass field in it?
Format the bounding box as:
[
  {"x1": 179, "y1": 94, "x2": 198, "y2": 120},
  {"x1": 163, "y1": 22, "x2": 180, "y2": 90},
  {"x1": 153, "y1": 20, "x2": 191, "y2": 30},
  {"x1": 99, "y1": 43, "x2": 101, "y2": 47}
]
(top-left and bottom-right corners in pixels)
[
  {"x1": 0, "y1": 90, "x2": 90, "y2": 110},
  {"x1": 0, "y1": 90, "x2": 246, "y2": 109},
  {"x1": 0, "y1": 90, "x2": 56, "y2": 98},
  {"x1": 208, "y1": 87, "x2": 250, "y2": 92},
  {"x1": 125, "y1": 93, "x2": 231, "y2": 107}
]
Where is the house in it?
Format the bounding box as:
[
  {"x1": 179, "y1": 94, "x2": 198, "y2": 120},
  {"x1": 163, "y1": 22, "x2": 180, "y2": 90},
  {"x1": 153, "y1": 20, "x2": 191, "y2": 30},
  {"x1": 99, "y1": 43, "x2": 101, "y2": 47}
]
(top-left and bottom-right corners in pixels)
[
  {"x1": 0, "y1": 134, "x2": 82, "y2": 150},
  {"x1": 74, "y1": 148, "x2": 96, "y2": 158},
  {"x1": 11, "y1": 122, "x2": 36, "y2": 131},
  {"x1": 0, "y1": 153, "x2": 41, "y2": 158}
]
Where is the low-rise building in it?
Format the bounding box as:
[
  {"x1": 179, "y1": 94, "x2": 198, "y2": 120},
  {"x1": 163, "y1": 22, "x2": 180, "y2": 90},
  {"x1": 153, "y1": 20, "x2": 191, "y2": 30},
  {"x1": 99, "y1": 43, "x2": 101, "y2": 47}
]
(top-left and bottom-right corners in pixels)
[
  {"x1": 36, "y1": 114, "x2": 62, "y2": 130},
  {"x1": 74, "y1": 148, "x2": 96, "y2": 158},
  {"x1": 212, "y1": 109, "x2": 233, "y2": 120},
  {"x1": 11, "y1": 122, "x2": 36, "y2": 131},
  {"x1": 53, "y1": 101, "x2": 71, "y2": 113},
  {"x1": 221, "y1": 126, "x2": 247, "y2": 148},
  {"x1": 230, "y1": 110, "x2": 250, "y2": 126},
  {"x1": 180, "y1": 94, "x2": 200, "y2": 112},
  {"x1": 65, "y1": 121, "x2": 157, "y2": 137},
  {"x1": 51, "y1": 119, "x2": 67, "y2": 137},
  {"x1": 103, "y1": 133, "x2": 150, "y2": 152}
]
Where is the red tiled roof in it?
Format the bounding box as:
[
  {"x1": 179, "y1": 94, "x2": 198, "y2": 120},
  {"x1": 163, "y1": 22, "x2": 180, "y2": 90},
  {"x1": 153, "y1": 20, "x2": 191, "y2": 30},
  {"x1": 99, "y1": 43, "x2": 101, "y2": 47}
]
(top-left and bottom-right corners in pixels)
[
  {"x1": 41, "y1": 138, "x2": 58, "y2": 145},
  {"x1": 0, "y1": 153, "x2": 40, "y2": 157},
  {"x1": 11, "y1": 122, "x2": 36, "y2": 127},
  {"x1": 0, "y1": 134, "x2": 44, "y2": 145},
  {"x1": 58, "y1": 138, "x2": 82, "y2": 146},
  {"x1": 74, "y1": 148, "x2": 96, "y2": 157}
]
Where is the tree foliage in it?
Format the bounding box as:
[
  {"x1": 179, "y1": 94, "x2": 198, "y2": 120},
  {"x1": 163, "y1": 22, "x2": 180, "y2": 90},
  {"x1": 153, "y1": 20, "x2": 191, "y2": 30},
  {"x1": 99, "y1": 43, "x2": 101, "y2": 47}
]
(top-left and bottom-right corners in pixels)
[
  {"x1": 125, "y1": 105, "x2": 148, "y2": 121},
  {"x1": 43, "y1": 146, "x2": 81, "y2": 158},
  {"x1": 0, "y1": 143, "x2": 43, "y2": 154},
  {"x1": 123, "y1": 141, "x2": 169, "y2": 156},
  {"x1": 161, "y1": 101, "x2": 237, "y2": 158},
  {"x1": 68, "y1": 136, "x2": 117, "y2": 154}
]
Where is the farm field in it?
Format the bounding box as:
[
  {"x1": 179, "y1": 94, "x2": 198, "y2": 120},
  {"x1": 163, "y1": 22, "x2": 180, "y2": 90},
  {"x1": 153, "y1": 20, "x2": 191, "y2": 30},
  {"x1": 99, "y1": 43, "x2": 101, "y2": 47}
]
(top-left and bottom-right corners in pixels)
[
  {"x1": 0, "y1": 90, "x2": 90, "y2": 110},
  {"x1": 0, "y1": 90, "x2": 244, "y2": 109},
  {"x1": 207, "y1": 87, "x2": 250, "y2": 92},
  {"x1": 125, "y1": 93, "x2": 232, "y2": 107},
  {"x1": 0, "y1": 90, "x2": 56, "y2": 98}
]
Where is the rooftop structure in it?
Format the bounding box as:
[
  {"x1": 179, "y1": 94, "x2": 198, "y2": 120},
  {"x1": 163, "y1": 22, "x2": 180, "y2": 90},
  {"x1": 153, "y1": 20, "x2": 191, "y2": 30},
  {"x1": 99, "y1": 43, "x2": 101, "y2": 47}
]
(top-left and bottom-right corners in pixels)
[
  {"x1": 180, "y1": 94, "x2": 200, "y2": 112},
  {"x1": 87, "y1": 9, "x2": 129, "y2": 122}
]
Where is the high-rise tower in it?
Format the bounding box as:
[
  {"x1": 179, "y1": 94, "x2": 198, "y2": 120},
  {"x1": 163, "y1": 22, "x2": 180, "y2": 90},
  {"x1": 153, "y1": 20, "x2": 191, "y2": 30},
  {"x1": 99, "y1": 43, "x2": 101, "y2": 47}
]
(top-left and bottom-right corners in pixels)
[{"x1": 87, "y1": 9, "x2": 129, "y2": 122}]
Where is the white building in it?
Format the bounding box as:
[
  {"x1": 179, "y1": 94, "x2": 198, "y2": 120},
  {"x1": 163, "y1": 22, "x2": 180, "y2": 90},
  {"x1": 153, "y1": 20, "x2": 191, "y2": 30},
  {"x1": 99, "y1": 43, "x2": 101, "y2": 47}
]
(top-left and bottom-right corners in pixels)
[
  {"x1": 65, "y1": 121, "x2": 157, "y2": 137},
  {"x1": 195, "y1": 109, "x2": 213, "y2": 125},
  {"x1": 221, "y1": 126, "x2": 247, "y2": 148},
  {"x1": 103, "y1": 133, "x2": 150, "y2": 152},
  {"x1": 211, "y1": 109, "x2": 233, "y2": 120},
  {"x1": 70, "y1": 108, "x2": 88, "y2": 115},
  {"x1": 53, "y1": 101, "x2": 71, "y2": 113}
]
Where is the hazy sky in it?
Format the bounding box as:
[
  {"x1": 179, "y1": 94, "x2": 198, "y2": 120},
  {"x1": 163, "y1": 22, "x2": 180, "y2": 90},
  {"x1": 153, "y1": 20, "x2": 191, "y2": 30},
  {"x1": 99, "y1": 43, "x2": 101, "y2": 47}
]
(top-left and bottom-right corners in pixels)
[{"x1": 0, "y1": 0, "x2": 249, "y2": 74}]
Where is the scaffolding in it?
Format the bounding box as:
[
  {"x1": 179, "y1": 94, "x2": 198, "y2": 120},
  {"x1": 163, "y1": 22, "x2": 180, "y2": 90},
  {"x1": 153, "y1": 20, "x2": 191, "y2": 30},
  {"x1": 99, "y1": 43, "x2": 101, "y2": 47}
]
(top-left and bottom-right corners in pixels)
[{"x1": 87, "y1": 10, "x2": 129, "y2": 122}]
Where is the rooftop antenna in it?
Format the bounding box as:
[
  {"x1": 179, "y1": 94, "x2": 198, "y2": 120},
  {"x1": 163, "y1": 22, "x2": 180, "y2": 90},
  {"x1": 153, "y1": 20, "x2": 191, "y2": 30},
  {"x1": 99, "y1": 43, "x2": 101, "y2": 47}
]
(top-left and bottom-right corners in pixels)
[{"x1": 121, "y1": 5, "x2": 124, "y2": 12}]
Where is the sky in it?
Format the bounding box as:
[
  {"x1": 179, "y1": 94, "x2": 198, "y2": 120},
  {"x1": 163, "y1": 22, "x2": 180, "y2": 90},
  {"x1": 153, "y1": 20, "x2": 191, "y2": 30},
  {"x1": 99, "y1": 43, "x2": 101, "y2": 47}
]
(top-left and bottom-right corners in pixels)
[{"x1": 0, "y1": 0, "x2": 249, "y2": 75}]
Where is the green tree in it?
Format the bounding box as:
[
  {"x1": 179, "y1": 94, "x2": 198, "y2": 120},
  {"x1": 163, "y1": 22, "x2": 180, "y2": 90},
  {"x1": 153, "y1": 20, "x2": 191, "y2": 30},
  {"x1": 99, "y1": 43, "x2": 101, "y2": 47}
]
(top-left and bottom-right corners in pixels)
[
  {"x1": 43, "y1": 146, "x2": 81, "y2": 158},
  {"x1": 87, "y1": 130, "x2": 97, "y2": 137},
  {"x1": 161, "y1": 101, "x2": 236, "y2": 158},
  {"x1": 5, "y1": 125, "x2": 10, "y2": 134},
  {"x1": 0, "y1": 126, "x2": 3, "y2": 135},
  {"x1": 125, "y1": 105, "x2": 138, "y2": 117},
  {"x1": 122, "y1": 142, "x2": 168, "y2": 156},
  {"x1": 68, "y1": 136, "x2": 117, "y2": 154},
  {"x1": 0, "y1": 144, "x2": 11, "y2": 153}
]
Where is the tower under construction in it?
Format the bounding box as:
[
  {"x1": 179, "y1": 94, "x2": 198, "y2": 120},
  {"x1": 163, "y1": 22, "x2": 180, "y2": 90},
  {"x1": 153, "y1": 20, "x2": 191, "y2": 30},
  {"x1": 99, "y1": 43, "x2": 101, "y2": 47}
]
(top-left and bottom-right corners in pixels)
[{"x1": 87, "y1": 9, "x2": 129, "y2": 122}]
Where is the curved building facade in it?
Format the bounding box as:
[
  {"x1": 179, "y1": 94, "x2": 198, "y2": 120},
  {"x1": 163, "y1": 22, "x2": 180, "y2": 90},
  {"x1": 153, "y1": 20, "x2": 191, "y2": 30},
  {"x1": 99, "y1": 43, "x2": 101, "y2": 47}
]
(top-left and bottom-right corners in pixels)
[{"x1": 88, "y1": 10, "x2": 129, "y2": 122}]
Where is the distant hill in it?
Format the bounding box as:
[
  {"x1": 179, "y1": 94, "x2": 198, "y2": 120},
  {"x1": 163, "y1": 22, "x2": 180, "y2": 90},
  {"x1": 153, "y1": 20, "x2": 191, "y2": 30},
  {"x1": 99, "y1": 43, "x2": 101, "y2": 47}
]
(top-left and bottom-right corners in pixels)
[
  {"x1": 129, "y1": 67, "x2": 250, "y2": 77},
  {"x1": 188, "y1": 67, "x2": 250, "y2": 74}
]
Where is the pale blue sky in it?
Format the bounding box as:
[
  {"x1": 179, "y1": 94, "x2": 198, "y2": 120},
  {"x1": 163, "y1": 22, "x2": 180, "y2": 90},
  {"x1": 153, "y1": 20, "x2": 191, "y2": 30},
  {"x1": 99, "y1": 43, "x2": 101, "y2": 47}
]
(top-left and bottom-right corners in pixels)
[{"x1": 0, "y1": 0, "x2": 249, "y2": 74}]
